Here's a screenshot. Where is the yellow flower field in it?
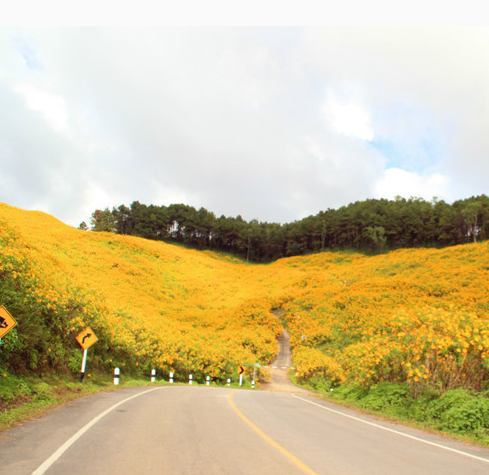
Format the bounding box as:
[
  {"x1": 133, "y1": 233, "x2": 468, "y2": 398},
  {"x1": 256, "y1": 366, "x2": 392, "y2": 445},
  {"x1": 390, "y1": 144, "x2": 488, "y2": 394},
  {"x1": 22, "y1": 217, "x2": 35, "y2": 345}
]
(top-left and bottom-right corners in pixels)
[{"x1": 1, "y1": 202, "x2": 489, "y2": 393}]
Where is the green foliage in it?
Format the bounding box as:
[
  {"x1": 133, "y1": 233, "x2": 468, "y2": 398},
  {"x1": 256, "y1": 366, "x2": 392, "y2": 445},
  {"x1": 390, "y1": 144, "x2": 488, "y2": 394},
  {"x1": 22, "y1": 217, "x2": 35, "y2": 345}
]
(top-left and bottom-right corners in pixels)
[
  {"x1": 328, "y1": 384, "x2": 489, "y2": 443},
  {"x1": 440, "y1": 397, "x2": 489, "y2": 434},
  {"x1": 424, "y1": 388, "x2": 489, "y2": 436},
  {"x1": 94, "y1": 194, "x2": 489, "y2": 262},
  {"x1": 425, "y1": 388, "x2": 473, "y2": 420},
  {"x1": 306, "y1": 375, "x2": 335, "y2": 392},
  {"x1": 357, "y1": 382, "x2": 413, "y2": 417},
  {"x1": 330, "y1": 382, "x2": 369, "y2": 401},
  {"x1": 32, "y1": 382, "x2": 55, "y2": 401},
  {"x1": 90, "y1": 208, "x2": 116, "y2": 232},
  {"x1": 0, "y1": 374, "x2": 33, "y2": 406}
]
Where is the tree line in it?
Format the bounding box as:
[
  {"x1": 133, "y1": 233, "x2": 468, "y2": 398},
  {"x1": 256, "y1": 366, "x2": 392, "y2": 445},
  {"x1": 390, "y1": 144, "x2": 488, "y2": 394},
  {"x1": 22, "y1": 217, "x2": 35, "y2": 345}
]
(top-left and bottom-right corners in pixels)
[{"x1": 82, "y1": 195, "x2": 489, "y2": 262}]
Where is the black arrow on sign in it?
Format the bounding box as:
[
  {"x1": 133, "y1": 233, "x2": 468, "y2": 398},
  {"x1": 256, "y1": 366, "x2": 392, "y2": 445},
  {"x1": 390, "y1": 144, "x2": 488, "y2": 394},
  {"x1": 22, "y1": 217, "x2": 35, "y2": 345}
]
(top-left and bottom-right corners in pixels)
[{"x1": 82, "y1": 333, "x2": 92, "y2": 344}]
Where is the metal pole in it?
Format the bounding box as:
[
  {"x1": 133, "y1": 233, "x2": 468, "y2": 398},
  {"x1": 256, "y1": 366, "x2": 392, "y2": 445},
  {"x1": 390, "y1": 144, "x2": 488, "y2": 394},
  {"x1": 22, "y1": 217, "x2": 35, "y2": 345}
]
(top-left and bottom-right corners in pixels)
[{"x1": 80, "y1": 348, "x2": 88, "y2": 383}]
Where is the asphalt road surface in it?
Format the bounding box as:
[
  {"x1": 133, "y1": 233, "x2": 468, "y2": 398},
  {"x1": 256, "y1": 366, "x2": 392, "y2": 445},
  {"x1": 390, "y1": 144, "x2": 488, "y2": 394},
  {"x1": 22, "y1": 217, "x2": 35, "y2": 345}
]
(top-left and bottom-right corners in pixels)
[{"x1": 2, "y1": 385, "x2": 489, "y2": 475}]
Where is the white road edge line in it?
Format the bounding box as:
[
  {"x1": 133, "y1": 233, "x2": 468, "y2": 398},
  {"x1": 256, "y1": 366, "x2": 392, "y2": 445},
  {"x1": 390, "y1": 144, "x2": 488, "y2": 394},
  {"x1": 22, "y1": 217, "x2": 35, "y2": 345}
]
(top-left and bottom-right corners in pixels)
[
  {"x1": 31, "y1": 387, "x2": 164, "y2": 475},
  {"x1": 292, "y1": 394, "x2": 489, "y2": 465}
]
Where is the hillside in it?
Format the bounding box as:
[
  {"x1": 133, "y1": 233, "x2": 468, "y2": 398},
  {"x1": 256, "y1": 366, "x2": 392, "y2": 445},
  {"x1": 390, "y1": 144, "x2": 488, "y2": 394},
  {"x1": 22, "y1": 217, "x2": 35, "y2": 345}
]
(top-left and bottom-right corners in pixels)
[
  {"x1": 0, "y1": 203, "x2": 283, "y2": 382},
  {"x1": 2, "y1": 202, "x2": 489, "y2": 441},
  {"x1": 281, "y1": 247, "x2": 489, "y2": 392}
]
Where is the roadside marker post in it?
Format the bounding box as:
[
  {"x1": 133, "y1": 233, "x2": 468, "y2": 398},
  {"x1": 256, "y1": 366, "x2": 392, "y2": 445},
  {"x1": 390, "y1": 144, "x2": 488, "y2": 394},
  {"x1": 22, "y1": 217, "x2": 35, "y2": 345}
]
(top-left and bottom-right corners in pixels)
[
  {"x1": 189, "y1": 374, "x2": 193, "y2": 385},
  {"x1": 151, "y1": 369, "x2": 156, "y2": 383},
  {"x1": 206, "y1": 375, "x2": 210, "y2": 386},
  {"x1": 227, "y1": 378, "x2": 231, "y2": 387},
  {"x1": 114, "y1": 367, "x2": 120, "y2": 385},
  {"x1": 169, "y1": 372, "x2": 174, "y2": 384}
]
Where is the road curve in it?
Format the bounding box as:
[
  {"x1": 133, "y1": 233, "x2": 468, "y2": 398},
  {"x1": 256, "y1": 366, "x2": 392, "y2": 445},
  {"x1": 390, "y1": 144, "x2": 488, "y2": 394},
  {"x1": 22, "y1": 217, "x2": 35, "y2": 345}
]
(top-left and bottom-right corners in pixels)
[{"x1": 2, "y1": 386, "x2": 489, "y2": 475}]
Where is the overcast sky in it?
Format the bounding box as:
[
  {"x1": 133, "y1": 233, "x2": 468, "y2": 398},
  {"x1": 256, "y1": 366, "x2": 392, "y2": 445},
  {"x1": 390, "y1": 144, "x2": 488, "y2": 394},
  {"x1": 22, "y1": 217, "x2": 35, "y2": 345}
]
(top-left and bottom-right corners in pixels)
[{"x1": 1, "y1": 26, "x2": 489, "y2": 227}]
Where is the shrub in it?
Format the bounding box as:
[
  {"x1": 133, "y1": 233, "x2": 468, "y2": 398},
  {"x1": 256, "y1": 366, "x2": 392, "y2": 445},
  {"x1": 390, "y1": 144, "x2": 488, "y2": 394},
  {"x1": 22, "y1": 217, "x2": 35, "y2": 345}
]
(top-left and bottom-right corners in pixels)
[
  {"x1": 425, "y1": 388, "x2": 473, "y2": 423},
  {"x1": 439, "y1": 395, "x2": 489, "y2": 433},
  {"x1": 358, "y1": 382, "x2": 413, "y2": 417},
  {"x1": 331, "y1": 382, "x2": 369, "y2": 401}
]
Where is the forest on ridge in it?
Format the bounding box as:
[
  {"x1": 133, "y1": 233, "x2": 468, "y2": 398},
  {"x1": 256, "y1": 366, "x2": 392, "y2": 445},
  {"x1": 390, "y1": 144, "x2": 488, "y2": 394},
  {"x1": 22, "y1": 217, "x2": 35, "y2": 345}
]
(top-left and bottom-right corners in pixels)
[{"x1": 86, "y1": 195, "x2": 489, "y2": 262}]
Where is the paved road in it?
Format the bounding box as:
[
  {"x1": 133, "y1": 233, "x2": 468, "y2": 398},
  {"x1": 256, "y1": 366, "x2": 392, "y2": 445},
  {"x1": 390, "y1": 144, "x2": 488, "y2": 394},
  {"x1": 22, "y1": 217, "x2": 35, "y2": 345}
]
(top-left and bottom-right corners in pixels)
[{"x1": 2, "y1": 385, "x2": 489, "y2": 475}]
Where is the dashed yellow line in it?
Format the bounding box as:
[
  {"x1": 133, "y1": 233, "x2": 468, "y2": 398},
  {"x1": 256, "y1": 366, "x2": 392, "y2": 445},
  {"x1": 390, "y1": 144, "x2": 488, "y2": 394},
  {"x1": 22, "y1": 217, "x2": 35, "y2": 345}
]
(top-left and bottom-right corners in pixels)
[{"x1": 228, "y1": 391, "x2": 320, "y2": 475}]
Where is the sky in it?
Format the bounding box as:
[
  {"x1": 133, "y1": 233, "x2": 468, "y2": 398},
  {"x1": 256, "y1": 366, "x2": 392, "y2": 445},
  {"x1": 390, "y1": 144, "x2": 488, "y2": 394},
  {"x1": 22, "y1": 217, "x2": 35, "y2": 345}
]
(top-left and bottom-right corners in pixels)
[{"x1": 1, "y1": 24, "x2": 489, "y2": 227}]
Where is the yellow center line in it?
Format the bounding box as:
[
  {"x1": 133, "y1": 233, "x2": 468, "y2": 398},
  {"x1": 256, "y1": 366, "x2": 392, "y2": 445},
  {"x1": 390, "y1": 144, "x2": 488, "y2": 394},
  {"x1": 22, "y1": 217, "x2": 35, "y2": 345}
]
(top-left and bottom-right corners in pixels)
[{"x1": 228, "y1": 391, "x2": 320, "y2": 475}]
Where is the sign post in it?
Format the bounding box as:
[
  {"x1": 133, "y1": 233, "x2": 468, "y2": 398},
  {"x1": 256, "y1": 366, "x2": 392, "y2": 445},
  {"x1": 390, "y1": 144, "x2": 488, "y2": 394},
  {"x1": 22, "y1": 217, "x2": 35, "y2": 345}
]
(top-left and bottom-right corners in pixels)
[
  {"x1": 238, "y1": 365, "x2": 245, "y2": 387},
  {"x1": 80, "y1": 348, "x2": 88, "y2": 383},
  {"x1": 75, "y1": 327, "x2": 98, "y2": 382},
  {"x1": 0, "y1": 306, "x2": 18, "y2": 350}
]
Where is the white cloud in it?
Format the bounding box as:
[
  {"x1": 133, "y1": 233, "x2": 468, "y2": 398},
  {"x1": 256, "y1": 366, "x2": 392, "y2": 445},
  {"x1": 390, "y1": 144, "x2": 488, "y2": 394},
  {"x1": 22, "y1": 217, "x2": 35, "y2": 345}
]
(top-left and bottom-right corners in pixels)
[
  {"x1": 322, "y1": 90, "x2": 374, "y2": 141},
  {"x1": 375, "y1": 168, "x2": 450, "y2": 201},
  {"x1": 14, "y1": 83, "x2": 70, "y2": 134}
]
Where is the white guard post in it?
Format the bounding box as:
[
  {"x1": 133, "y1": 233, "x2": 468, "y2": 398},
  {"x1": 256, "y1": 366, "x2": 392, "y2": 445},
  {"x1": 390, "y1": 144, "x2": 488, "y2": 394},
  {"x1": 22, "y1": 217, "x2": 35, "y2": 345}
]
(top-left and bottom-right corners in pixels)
[
  {"x1": 151, "y1": 369, "x2": 156, "y2": 383},
  {"x1": 189, "y1": 374, "x2": 193, "y2": 385},
  {"x1": 239, "y1": 373, "x2": 243, "y2": 387},
  {"x1": 114, "y1": 367, "x2": 120, "y2": 385},
  {"x1": 169, "y1": 372, "x2": 174, "y2": 384},
  {"x1": 227, "y1": 378, "x2": 231, "y2": 387},
  {"x1": 206, "y1": 375, "x2": 210, "y2": 386}
]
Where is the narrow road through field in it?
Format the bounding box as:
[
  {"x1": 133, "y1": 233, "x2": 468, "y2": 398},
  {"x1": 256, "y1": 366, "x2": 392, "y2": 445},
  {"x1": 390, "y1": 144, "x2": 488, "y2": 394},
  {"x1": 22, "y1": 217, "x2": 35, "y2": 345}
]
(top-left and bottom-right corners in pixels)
[
  {"x1": 2, "y1": 385, "x2": 489, "y2": 475},
  {"x1": 260, "y1": 327, "x2": 310, "y2": 394},
  {"x1": 260, "y1": 328, "x2": 303, "y2": 392}
]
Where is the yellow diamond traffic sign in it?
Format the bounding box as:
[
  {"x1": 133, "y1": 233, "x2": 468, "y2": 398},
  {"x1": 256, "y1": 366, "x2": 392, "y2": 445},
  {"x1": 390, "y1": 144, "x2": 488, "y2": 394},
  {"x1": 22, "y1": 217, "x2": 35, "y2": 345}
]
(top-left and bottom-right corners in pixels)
[
  {"x1": 0, "y1": 305, "x2": 17, "y2": 339},
  {"x1": 76, "y1": 327, "x2": 98, "y2": 350}
]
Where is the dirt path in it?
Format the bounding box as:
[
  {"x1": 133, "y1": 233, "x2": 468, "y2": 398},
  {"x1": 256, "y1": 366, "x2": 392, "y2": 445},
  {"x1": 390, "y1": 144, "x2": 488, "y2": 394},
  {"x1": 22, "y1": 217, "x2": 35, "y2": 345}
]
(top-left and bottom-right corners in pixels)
[{"x1": 260, "y1": 328, "x2": 311, "y2": 393}]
